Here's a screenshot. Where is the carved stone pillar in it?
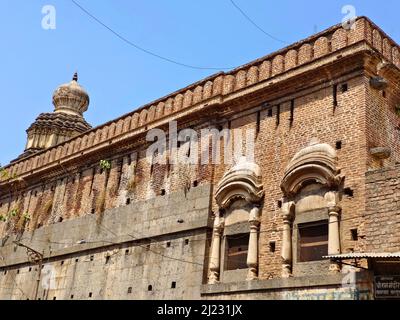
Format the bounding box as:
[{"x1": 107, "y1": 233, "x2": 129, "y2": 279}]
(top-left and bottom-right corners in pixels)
[
  {"x1": 281, "y1": 201, "x2": 294, "y2": 278},
  {"x1": 247, "y1": 206, "x2": 260, "y2": 281},
  {"x1": 208, "y1": 215, "x2": 224, "y2": 284},
  {"x1": 328, "y1": 206, "x2": 341, "y2": 272},
  {"x1": 325, "y1": 191, "x2": 341, "y2": 273}
]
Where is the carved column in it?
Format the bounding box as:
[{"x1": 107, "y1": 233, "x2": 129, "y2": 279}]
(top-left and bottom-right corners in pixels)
[
  {"x1": 247, "y1": 206, "x2": 260, "y2": 281},
  {"x1": 208, "y1": 214, "x2": 224, "y2": 284},
  {"x1": 325, "y1": 191, "x2": 341, "y2": 273},
  {"x1": 281, "y1": 201, "x2": 294, "y2": 278}
]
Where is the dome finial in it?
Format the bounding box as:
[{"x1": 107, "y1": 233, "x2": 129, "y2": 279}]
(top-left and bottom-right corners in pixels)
[{"x1": 53, "y1": 73, "x2": 89, "y2": 116}]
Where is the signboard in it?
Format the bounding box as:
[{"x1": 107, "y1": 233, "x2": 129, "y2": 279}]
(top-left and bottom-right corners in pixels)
[{"x1": 374, "y1": 276, "x2": 400, "y2": 299}]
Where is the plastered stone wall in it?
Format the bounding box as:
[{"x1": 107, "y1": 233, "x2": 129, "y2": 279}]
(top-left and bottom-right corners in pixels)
[{"x1": 0, "y1": 185, "x2": 212, "y2": 300}]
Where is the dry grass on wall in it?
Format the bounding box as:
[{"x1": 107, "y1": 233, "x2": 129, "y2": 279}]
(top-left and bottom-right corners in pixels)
[{"x1": 126, "y1": 178, "x2": 136, "y2": 194}]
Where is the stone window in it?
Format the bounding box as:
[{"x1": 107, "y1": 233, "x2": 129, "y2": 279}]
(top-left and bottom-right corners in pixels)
[
  {"x1": 298, "y1": 221, "x2": 328, "y2": 262},
  {"x1": 280, "y1": 140, "x2": 343, "y2": 277},
  {"x1": 209, "y1": 158, "x2": 264, "y2": 284},
  {"x1": 225, "y1": 234, "x2": 249, "y2": 271}
]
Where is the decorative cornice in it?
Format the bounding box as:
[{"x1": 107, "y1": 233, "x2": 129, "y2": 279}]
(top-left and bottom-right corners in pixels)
[
  {"x1": 27, "y1": 112, "x2": 91, "y2": 133},
  {"x1": 281, "y1": 141, "x2": 342, "y2": 197},
  {"x1": 2, "y1": 17, "x2": 399, "y2": 185},
  {"x1": 215, "y1": 159, "x2": 264, "y2": 208}
]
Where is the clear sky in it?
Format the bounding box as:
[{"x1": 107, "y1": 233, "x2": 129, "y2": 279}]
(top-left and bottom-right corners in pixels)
[{"x1": 1, "y1": 0, "x2": 399, "y2": 165}]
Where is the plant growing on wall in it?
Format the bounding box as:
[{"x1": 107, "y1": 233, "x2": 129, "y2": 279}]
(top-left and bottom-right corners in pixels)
[
  {"x1": 0, "y1": 164, "x2": 19, "y2": 181},
  {"x1": 9, "y1": 209, "x2": 18, "y2": 218},
  {"x1": 15, "y1": 212, "x2": 31, "y2": 233},
  {"x1": 99, "y1": 160, "x2": 111, "y2": 171},
  {"x1": 23, "y1": 212, "x2": 31, "y2": 221},
  {"x1": 94, "y1": 160, "x2": 112, "y2": 228}
]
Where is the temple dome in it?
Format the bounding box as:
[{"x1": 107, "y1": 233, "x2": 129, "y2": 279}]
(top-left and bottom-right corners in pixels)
[{"x1": 52, "y1": 72, "x2": 89, "y2": 116}]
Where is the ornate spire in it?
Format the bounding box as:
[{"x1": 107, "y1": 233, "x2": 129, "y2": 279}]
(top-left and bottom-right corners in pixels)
[
  {"x1": 17, "y1": 74, "x2": 92, "y2": 161},
  {"x1": 52, "y1": 73, "x2": 90, "y2": 116}
]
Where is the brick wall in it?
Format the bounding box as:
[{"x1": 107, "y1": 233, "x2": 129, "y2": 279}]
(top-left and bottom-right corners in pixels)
[{"x1": 364, "y1": 165, "x2": 400, "y2": 252}]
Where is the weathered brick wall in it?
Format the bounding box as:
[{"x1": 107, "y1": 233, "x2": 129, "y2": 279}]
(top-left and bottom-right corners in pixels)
[
  {"x1": 0, "y1": 17, "x2": 399, "y2": 300},
  {"x1": 365, "y1": 75, "x2": 400, "y2": 170},
  {"x1": 364, "y1": 165, "x2": 400, "y2": 252}
]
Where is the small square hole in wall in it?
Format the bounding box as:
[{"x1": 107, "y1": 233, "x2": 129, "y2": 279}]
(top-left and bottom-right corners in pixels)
[
  {"x1": 185, "y1": 239, "x2": 189, "y2": 246},
  {"x1": 17, "y1": 269, "x2": 20, "y2": 274},
  {"x1": 277, "y1": 200, "x2": 282, "y2": 208},
  {"x1": 382, "y1": 90, "x2": 386, "y2": 98},
  {"x1": 344, "y1": 188, "x2": 354, "y2": 197},
  {"x1": 90, "y1": 255, "x2": 94, "y2": 261},
  {"x1": 53, "y1": 297, "x2": 57, "y2": 300},
  {"x1": 88, "y1": 292, "x2": 92, "y2": 298},
  {"x1": 70, "y1": 295, "x2": 74, "y2": 299},
  {"x1": 75, "y1": 259, "x2": 79, "y2": 263},
  {"x1": 160, "y1": 189, "x2": 166, "y2": 196},
  {"x1": 269, "y1": 241, "x2": 276, "y2": 253},
  {"x1": 148, "y1": 285, "x2": 153, "y2": 291},
  {"x1": 193, "y1": 180, "x2": 198, "y2": 187},
  {"x1": 127, "y1": 287, "x2": 132, "y2": 294},
  {"x1": 91, "y1": 209, "x2": 95, "y2": 214},
  {"x1": 336, "y1": 141, "x2": 342, "y2": 150},
  {"x1": 126, "y1": 198, "x2": 131, "y2": 205},
  {"x1": 125, "y1": 249, "x2": 130, "y2": 255},
  {"x1": 105, "y1": 256, "x2": 110, "y2": 264},
  {"x1": 341, "y1": 83, "x2": 348, "y2": 93},
  {"x1": 267, "y1": 109, "x2": 273, "y2": 117},
  {"x1": 166, "y1": 242, "x2": 171, "y2": 248},
  {"x1": 171, "y1": 282, "x2": 176, "y2": 289},
  {"x1": 29, "y1": 267, "x2": 32, "y2": 272},
  {"x1": 4, "y1": 270, "x2": 7, "y2": 275},
  {"x1": 58, "y1": 217, "x2": 63, "y2": 223},
  {"x1": 351, "y1": 228, "x2": 358, "y2": 241},
  {"x1": 61, "y1": 261, "x2": 64, "y2": 266}
]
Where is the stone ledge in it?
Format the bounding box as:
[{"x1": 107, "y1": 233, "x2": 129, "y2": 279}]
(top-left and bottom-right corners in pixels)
[{"x1": 200, "y1": 273, "x2": 369, "y2": 295}]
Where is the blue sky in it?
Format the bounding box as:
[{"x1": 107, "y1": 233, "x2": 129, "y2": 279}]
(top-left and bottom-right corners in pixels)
[{"x1": 0, "y1": 0, "x2": 399, "y2": 165}]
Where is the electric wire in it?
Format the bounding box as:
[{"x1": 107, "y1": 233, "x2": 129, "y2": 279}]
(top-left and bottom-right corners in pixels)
[
  {"x1": 229, "y1": 0, "x2": 288, "y2": 44},
  {"x1": 71, "y1": 0, "x2": 234, "y2": 71}
]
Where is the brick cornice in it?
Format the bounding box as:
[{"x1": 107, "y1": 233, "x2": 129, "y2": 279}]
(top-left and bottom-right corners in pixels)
[{"x1": 1, "y1": 17, "x2": 399, "y2": 189}]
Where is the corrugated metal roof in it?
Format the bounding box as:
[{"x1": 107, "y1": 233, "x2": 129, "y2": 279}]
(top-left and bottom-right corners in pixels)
[{"x1": 323, "y1": 252, "x2": 400, "y2": 259}]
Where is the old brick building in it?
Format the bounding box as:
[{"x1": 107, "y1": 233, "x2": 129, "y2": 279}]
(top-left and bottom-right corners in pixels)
[{"x1": 0, "y1": 17, "x2": 399, "y2": 300}]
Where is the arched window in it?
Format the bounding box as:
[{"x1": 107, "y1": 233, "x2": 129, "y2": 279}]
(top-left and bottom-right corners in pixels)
[
  {"x1": 208, "y1": 158, "x2": 264, "y2": 284},
  {"x1": 280, "y1": 139, "x2": 343, "y2": 277}
]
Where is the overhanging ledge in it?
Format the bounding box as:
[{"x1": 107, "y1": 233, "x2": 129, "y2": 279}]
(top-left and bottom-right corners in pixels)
[
  {"x1": 323, "y1": 252, "x2": 400, "y2": 260},
  {"x1": 200, "y1": 273, "x2": 366, "y2": 296}
]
